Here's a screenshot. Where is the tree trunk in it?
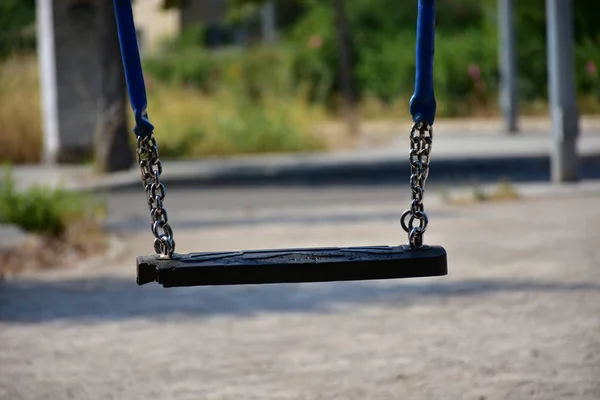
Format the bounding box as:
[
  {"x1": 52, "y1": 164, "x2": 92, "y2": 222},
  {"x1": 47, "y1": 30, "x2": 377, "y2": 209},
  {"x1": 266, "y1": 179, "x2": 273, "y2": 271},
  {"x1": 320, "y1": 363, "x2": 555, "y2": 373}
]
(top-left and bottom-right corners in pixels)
[{"x1": 94, "y1": 0, "x2": 134, "y2": 173}]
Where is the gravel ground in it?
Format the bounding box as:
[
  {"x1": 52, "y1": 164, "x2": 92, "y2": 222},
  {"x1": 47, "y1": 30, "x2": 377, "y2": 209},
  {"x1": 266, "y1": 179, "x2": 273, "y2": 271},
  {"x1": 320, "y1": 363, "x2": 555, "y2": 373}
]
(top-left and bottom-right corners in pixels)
[{"x1": 1, "y1": 193, "x2": 599, "y2": 400}]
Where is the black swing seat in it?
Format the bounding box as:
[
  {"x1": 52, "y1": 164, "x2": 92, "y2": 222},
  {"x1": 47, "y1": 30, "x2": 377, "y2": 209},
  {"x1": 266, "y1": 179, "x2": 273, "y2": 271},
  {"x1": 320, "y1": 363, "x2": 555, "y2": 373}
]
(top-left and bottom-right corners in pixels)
[{"x1": 137, "y1": 244, "x2": 447, "y2": 287}]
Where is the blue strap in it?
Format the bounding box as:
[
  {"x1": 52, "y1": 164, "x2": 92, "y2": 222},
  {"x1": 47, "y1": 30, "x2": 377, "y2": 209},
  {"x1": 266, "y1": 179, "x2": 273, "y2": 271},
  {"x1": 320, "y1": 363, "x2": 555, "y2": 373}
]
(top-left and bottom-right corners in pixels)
[
  {"x1": 113, "y1": 0, "x2": 154, "y2": 138},
  {"x1": 409, "y1": 0, "x2": 437, "y2": 125}
]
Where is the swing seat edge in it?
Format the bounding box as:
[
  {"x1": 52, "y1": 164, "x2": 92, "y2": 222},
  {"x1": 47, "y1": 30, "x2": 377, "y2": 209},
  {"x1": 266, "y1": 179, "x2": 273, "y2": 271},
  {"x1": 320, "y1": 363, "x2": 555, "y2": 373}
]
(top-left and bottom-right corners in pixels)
[{"x1": 135, "y1": 245, "x2": 448, "y2": 288}]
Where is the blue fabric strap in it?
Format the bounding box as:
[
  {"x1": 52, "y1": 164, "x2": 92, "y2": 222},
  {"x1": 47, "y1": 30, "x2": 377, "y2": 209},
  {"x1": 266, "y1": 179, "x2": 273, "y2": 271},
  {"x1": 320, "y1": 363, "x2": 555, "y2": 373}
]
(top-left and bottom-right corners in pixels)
[
  {"x1": 113, "y1": 0, "x2": 154, "y2": 138},
  {"x1": 409, "y1": 0, "x2": 437, "y2": 125},
  {"x1": 112, "y1": 0, "x2": 434, "y2": 132}
]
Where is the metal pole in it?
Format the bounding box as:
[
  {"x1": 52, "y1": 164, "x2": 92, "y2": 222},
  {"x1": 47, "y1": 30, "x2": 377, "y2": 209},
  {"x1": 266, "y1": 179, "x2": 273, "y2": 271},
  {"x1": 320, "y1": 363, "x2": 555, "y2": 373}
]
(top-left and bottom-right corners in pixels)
[
  {"x1": 546, "y1": 0, "x2": 580, "y2": 182},
  {"x1": 498, "y1": 0, "x2": 518, "y2": 133},
  {"x1": 261, "y1": 1, "x2": 278, "y2": 45},
  {"x1": 36, "y1": 0, "x2": 60, "y2": 164}
]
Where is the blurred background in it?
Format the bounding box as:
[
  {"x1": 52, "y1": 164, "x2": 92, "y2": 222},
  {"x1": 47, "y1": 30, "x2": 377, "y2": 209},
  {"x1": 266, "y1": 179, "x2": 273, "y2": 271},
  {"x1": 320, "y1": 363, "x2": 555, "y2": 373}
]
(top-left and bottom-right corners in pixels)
[{"x1": 0, "y1": 0, "x2": 598, "y2": 167}]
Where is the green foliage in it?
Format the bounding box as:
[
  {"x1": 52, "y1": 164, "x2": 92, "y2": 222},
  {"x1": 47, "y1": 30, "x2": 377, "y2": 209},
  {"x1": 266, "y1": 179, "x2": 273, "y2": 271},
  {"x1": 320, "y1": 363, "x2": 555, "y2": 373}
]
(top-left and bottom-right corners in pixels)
[
  {"x1": 285, "y1": 0, "x2": 499, "y2": 111},
  {"x1": 511, "y1": 0, "x2": 600, "y2": 100},
  {"x1": 145, "y1": 24, "x2": 299, "y2": 99},
  {"x1": 0, "y1": 0, "x2": 36, "y2": 58},
  {"x1": 147, "y1": 0, "x2": 600, "y2": 119},
  {"x1": 283, "y1": 0, "x2": 600, "y2": 111},
  {"x1": 434, "y1": 30, "x2": 499, "y2": 116},
  {"x1": 285, "y1": 3, "x2": 338, "y2": 104},
  {"x1": 0, "y1": 0, "x2": 35, "y2": 31},
  {"x1": 0, "y1": 166, "x2": 105, "y2": 237},
  {"x1": 207, "y1": 94, "x2": 323, "y2": 154},
  {"x1": 161, "y1": 0, "x2": 184, "y2": 9},
  {"x1": 353, "y1": 32, "x2": 416, "y2": 103},
  {"x1": 144, "y1": 25, "x2": 222, "y2": 92},
  {"x1": 140, "y1": 20, "x2": 328, "y2": 159},
  {"x1": 144, "y1": 81, "x2": 326, "y2": 158},
  {"x1": 576, "y1": 38, "x2": 600, "y2": 97}
]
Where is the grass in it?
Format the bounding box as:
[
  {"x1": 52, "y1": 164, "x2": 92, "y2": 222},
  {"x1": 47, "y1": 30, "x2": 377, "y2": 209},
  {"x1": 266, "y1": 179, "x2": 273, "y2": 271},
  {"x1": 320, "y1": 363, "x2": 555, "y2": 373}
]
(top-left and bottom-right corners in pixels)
[
  {"x1": 142, "y1": 81, "x2": 328, "y2": 159},
  {"x1": 0, "y1": 166, "x2": 106, "y2": 236},
  {"x1": 442, "y1": 178, "x2": 521, "y2": 205},
  {"x1": 0, "y1": 55, "x2": 329, "y2": 164},
  {"x1": 1, "y1": 54, "x2": 600, "y2": 165},
  {"x1": 0, "y1": 54, "x2": 42, "y2": 164},
  {"x1": 0, "y1": 165, "x2": 108, "y2": 278}
]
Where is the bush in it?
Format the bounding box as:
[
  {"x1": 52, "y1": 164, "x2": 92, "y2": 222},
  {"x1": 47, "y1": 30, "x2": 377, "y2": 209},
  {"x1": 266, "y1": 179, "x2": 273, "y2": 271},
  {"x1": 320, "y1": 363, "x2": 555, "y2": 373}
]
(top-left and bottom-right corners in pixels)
[
  {"x1": 143, "y1": 25, "x2": 223, "y2": 92},
  {"x1": 285, "y1": 0, "x2": 494, "y2": 109},
  {"x1": 283, "y1": 0, "x2": 600, "y2": 115},
  {"x1": 219, "y1": 46, "x2": 297, "y2": 100},
  {"x1": 144, "y1": 81, "x2": 326, "y2": 158},
  {"x1": 142, "y1": 24, "x2": 328, "y2": 158},
  {"x1": 0, "y1": 166, "x2": 106, "y2": 237},
  {"x1": 145, "y1": 25, "x2": 299, "y2": 99},
  {"x1": 434, "y1": 30, "x2": 499, "y2": 116},
  {"x1": 1, "y1": 51, "x2": 327, "y2": 164},
  {"x1": 354, "y1": 33, "x2": 416, "y2": 104},
  {"x1": 285, "y1": 3, "x2": 338, "y2": 105},
  {"x1": 143, "y1": 46, "x2": 220, "y2": 92},
  {"x1": 0, "y1": 0, "x2": 36, "y2": 59}
]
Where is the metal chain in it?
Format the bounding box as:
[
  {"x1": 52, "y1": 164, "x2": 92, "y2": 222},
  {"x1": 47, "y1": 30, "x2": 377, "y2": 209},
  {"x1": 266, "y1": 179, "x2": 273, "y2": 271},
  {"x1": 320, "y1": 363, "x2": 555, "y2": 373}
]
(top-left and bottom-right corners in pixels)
[
  {"x1": 136, "y1": 135, "x2": 176, "y2": 258},
  {"x1": 401, "y1": 121, "x2": 433, "y2": 249}
]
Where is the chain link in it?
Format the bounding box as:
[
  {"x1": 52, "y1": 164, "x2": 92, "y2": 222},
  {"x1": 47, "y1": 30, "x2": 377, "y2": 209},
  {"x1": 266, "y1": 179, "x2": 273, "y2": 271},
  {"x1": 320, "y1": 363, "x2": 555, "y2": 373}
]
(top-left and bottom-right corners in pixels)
[
  {"x1": 134, "y1": 123, "x2": 432, "y2": 255},
  {"x1": 136, "y1": 135, "x2": 175, "y2": 258},
  {"x1": 401, "y1": 121, "x2": 433, "y2": 249}
]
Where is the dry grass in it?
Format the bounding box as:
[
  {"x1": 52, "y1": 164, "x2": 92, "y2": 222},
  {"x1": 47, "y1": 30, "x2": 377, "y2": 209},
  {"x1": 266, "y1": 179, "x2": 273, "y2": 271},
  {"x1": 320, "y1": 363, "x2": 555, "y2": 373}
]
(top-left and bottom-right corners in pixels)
[
  {"x1": 357, "y1": 87, "x2": 600, "y2": 123},
  {"x1": 1, "y1": 55, "x2": 599, "y2": 165},
  {"x1": 143, "y1": 82, "x2": 329, "y2": 158},
  {"x1": 0, "y1": 55, "x2": 329, "y2": 164},
  {"x1": 0, "y1": 55, "x2": 43, "y2": 164},
  {"x1": 0, "y1": 217, "x2": 108, "y2": 279},
  {"x1": 442, "y1": 178, "x2": 521, "y2": 205}
]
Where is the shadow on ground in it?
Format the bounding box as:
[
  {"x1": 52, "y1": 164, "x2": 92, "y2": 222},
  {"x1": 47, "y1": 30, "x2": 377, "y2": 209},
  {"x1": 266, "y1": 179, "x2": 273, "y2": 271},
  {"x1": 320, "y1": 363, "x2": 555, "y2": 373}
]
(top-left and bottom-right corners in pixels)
[
  {"x1": 157, "y1": 155, "x2": 600, "y2": 190},
  {"x1": 97, "y1": 155, "x2": 600, "y2": 195},
  {"x1": 1, "y1": 277, "x2": 598, "y2": 324}
]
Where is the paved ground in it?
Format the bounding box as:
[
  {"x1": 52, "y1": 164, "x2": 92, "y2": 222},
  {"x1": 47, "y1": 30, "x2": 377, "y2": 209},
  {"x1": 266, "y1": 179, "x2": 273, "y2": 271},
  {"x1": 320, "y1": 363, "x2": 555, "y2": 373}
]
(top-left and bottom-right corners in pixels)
[
  {"x1": 1, "y1": 182, "x2": 599, "y2": 400},
  {"x1": 103, "y1": 184, "x2": 417, "y2": 232},
  {"x1": 9, "y1": 117, "x2": 600, "y2": 194}
]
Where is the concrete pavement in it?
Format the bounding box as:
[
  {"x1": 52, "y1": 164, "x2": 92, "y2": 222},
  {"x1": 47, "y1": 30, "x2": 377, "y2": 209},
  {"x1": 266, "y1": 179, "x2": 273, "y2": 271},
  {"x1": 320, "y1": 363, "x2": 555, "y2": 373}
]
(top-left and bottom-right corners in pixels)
[
  {"x1": 2, "y1": 118, "x2": 600, "y2": 399},
  {"x1": 7, "y1": 123, "x2": 600, "y2": 193},
  {"x1": 102, "y1": 178, "x2": 600, "y2": 233},
  {"x1": 1, "y1": 181, "x2": 599, "y2": 399}
]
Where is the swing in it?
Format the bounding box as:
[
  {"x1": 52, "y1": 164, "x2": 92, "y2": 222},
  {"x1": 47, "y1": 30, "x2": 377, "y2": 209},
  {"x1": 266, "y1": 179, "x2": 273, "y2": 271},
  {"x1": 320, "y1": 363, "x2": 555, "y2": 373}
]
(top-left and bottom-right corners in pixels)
[{"x1": 112, "y1": 0, "x2": 447, "y2": 288}]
